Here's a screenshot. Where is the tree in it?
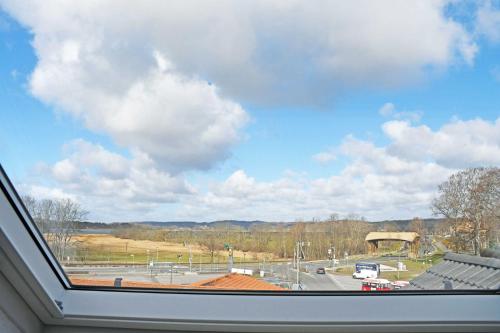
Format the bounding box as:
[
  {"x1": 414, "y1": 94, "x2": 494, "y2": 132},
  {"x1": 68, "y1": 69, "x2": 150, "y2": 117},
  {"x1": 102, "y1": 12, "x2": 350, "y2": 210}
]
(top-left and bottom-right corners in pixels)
[
  {"x1": 22, "y1": 196, "x2": 88, "y2": 261},
  {"x1": 432, "y1": 167, "x2": 499, "y2": 255},
  {"x1": 409, "y1": 217, "x2": 426, "y2": 237}
]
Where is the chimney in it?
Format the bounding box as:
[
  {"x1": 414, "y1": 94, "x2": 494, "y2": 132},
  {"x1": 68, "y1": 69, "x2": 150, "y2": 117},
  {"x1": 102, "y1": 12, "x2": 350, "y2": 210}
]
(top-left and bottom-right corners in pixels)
[{"x1": 114, "y1": 277, "x2": 123, "y2": 288}]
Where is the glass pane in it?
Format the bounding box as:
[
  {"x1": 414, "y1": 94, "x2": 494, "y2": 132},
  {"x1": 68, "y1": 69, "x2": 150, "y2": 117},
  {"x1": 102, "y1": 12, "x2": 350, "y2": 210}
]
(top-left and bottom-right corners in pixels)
[{"x1": 1, "y1": 1, "x2": 498, "y2": 292}]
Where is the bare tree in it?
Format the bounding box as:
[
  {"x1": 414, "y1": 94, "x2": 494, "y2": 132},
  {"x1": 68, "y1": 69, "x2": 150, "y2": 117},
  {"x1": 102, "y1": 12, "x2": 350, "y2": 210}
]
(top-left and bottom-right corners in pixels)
[
  {"x1": 432, "y1": 167, "x2": 499, "y2": 255},
  {"x1": 22, "y1": 196, "x2": 88, "y2": 261},
  {"x1": 409, "y1": 217, "x2": 426, "y2": 237}
]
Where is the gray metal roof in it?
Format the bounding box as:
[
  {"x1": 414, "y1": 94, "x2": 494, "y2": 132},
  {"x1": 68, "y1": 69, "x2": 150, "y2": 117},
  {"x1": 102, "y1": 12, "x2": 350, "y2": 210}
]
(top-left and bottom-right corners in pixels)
[{"x1": 408, "y1": 252, "x2": 500, "y2": 290}]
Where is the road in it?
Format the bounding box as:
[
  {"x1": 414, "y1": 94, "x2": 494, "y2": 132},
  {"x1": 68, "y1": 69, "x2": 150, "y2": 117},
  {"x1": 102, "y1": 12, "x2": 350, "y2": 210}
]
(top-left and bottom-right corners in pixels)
[
  {"x1": 266, "y1": 260, "x2": 361, "y2": 290},
  {"x1": 66, "y1": 254, "x2": 410, "y2": 291}
]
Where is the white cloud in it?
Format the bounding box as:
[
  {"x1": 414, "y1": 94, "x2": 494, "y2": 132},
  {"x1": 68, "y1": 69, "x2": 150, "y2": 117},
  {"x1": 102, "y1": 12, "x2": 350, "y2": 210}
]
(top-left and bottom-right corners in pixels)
[
  {"x1": 22, "y1": 117, "x2": 500, "y2": 221},
  {"x1": 27, "y1": 47, "x2": 248, "y2": 173},
  {"x1": 177, "y1": 117, "x2": 500, "y2": 221},
  {"x1": 378, "y1": 102, "x2": 422, "y2": 122},
  {"x1": 477, "y1": 1, "x2": 500, "y2": 42},
  {"x1": 312, "y1": 150, "x2": 337, "y2": 164},
  {"x1": 1, "y1": 1, "x2": 477, "y2": 149},
  {"x1": 383, "y1": 118, "x2": 500, "y2": 168},
  {"x1": 3, "y1": 1, "x2": 494, "y2": 221},
  {"x1": 24, "y1": 139, "x2": 195, "y2": 220},
  {"x1": 23, "y1": 185, "x2": 77, "y2": 202},
  {"x1": 378, "y1": 103, "x2": 396, "y2": 117}
]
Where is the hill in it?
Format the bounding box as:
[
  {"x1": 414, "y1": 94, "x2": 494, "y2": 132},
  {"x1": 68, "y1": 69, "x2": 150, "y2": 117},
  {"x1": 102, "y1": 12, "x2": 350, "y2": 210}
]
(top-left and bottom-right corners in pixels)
[{"x1": 75, "y1": 218, "x2": 444, "y2": 231}]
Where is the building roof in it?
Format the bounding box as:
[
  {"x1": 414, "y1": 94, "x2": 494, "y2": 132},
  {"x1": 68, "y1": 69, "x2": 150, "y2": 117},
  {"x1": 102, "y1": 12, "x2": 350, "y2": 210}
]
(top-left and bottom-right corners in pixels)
[
  {"x1": 365, "y1": 231, "x2": 419, "y2": 242},
  {"x1": 70, "y1": 273, "x2": 285, "y2": 291},
  {"x1": 408, "y1": 252, "x2": 500, "y2": 290},
  {"x1": 191, "y1": 273, "x2": 284, "y2": 290}
]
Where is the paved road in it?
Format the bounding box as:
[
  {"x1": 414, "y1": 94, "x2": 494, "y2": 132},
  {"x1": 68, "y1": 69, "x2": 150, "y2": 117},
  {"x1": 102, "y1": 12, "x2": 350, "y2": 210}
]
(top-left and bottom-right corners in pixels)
[
  {"x1": 264, "y1": 260, "x2": 361, "y2": 290},
  {"x1": 65, "y1": 255, "x2": 402, "y2": 291}
]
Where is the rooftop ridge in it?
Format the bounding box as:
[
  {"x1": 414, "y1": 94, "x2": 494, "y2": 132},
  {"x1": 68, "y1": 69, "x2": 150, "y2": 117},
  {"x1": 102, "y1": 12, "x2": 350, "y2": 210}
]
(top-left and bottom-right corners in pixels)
[{"x1": 444, "y1": 252, "x2": 500, "y2": 269}]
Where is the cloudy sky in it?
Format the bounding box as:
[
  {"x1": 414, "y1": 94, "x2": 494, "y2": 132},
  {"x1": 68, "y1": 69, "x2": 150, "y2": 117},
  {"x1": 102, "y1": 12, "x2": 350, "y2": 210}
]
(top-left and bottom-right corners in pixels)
[{"x1": 1, "y1": 0, "x2": 499, "y2": 222}]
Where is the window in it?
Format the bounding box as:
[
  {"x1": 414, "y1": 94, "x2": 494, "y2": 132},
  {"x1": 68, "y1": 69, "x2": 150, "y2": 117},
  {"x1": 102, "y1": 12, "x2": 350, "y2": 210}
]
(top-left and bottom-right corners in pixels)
[{"x1": 1, "y1": 1, "x2": 499, "y2": 296}]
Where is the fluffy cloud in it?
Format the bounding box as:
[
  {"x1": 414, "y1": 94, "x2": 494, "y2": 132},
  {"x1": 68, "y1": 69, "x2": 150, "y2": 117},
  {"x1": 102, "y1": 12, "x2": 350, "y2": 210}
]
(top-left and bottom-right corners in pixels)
[
  {"x1": 23, "y1": 139, "x2": 195, "y2": 220},
  {"x1": 0, "y1": 1, "x2": 478, "y2": 173},
  {"x1": 29, "y1": 48, "x2": 247, "y2": 172},
  {"x1": 312, "y1": 150, "x2": 337, "y2": 164},
  {"x1": 3, "y1": 1, "x2": 494, "y2": 221},
  {"x1": 179, "y1": 117, "x2": 500, "y2": 221},
  {"x1": 378, "y1": 102, "x2": 422, "y2": 122},
  {"x1": 2, "y1": 0, "x2": 477, "y2": 105},
  {"x1": 22, "y1": 117, "x2": 500, "y2": 221},
  {"x1": 477, "y1": 1, "x2": 500, "y2": 42},
  {"x1": 383, "y1": 118, "x2": 500, "y2": 168}
]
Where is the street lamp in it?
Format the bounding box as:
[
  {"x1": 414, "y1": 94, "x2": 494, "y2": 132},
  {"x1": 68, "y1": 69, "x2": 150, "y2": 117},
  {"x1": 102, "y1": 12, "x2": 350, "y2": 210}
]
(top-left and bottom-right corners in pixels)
[{"x1": 295, "y1": 241, "x2": 309, "y2": 287}]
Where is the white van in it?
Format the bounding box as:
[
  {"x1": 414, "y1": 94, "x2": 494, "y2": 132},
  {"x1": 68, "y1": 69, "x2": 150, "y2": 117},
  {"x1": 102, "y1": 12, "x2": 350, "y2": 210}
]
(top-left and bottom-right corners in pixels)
[{"x1": 352, "y1": 262, "x2": 380, "y2": 279}]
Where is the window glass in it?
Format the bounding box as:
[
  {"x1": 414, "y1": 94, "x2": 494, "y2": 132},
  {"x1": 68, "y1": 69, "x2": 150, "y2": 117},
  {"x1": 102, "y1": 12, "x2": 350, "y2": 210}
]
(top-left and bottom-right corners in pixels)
[{"x1": 0, "y1": 1, "x2": 498, "y2": 292}]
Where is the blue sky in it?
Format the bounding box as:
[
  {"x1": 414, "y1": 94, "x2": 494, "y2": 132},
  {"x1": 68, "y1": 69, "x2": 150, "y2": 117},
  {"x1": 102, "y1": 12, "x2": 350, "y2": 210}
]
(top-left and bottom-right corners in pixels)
[{"x1": 1, "y1": 1, "x2": 499, "y2": 222}]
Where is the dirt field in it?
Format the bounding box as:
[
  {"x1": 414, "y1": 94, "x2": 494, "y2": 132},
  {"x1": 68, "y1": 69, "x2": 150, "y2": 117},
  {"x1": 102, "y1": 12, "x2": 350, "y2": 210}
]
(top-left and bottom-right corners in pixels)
[{"x1": 70, "y1": 234, "x2": 277, "y2": 264}]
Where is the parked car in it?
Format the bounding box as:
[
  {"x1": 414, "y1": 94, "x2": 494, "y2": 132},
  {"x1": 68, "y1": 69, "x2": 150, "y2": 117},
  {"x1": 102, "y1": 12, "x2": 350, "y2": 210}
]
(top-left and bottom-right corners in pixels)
[{"x1": 316, "y1": 267, "x2": 326, "y2": 274}]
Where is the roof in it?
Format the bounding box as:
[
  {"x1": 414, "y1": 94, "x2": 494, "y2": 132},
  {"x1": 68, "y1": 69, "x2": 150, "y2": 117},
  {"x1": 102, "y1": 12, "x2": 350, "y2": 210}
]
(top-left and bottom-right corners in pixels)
[
  {"x1": 191, "y1": 273, "x2": 284, "y2": 290},
  {"x1": 365, "y1": 231, "x2": 419, "y2": 242},
  {"x1": 362, "y1": 278, "x2": 391, "y2": 284},
  {"x1": 70, "y1": 273, "x2": 285, "y2": 291},
  {"x1": 408, "y1": 252, "x2": 500, "y2": 290}
]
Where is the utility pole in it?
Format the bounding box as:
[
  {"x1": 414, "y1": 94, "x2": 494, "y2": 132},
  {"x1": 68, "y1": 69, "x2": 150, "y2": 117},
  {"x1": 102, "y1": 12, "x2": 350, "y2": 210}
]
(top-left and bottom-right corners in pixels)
[
  {"x1": 188, "y1": 244, "x2": 192, "y2": 273},
  {"x1": 224, "y1": 244, "x2": 233, "y2": 273},
  {"x1": 397, "y1": 251, "x2": 401, "y2": 280},
  {"x1": 295, "y1": 241, "x2": 306, "y2": 287}
]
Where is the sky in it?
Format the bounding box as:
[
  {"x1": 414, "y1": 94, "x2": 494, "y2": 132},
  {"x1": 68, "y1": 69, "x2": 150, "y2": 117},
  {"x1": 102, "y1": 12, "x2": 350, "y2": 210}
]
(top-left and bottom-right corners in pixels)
[{"x1": 0, "y1": 0, "x2": 499, "y2": 222}]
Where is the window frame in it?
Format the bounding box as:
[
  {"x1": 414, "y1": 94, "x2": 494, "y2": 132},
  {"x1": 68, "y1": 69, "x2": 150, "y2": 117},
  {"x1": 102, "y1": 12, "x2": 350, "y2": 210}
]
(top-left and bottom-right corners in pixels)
[{"x1": 1, "y1": 165, "x2": 499, "y2": 332}]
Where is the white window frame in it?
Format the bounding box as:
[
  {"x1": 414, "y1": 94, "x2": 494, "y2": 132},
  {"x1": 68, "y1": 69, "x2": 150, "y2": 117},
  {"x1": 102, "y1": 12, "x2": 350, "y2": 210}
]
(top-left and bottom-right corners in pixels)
[{"x1": 0, "y1": 166, "x2": 499, "y2": 332}]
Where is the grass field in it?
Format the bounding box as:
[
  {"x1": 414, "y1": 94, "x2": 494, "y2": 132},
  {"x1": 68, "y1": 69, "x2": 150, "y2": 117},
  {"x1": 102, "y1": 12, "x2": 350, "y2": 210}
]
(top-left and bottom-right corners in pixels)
[{"x1": 68, "y1": 234, "x2": 278, "y2": 264}]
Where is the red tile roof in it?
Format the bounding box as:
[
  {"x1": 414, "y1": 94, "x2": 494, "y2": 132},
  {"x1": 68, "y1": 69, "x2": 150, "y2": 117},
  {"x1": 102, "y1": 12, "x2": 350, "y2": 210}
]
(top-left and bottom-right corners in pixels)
[
  {"x1": 70, "y1": 273, "x2": 285, "y2": 291},
  {"x1": 191, "y1": 273, "x2": 284, "y2": 290}
]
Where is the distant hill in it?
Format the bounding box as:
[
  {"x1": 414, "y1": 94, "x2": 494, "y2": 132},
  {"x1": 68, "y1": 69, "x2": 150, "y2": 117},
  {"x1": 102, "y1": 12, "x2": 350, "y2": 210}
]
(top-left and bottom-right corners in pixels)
[
  {"x1": 75, "y1": 218, "x2": 445, "y2": 231},
  {"x1": 140, "y1": 220, "x2": 272, "y2": 229},
  {"x1": 371, "y1": 218, "x2": 444, "y2": 231}
]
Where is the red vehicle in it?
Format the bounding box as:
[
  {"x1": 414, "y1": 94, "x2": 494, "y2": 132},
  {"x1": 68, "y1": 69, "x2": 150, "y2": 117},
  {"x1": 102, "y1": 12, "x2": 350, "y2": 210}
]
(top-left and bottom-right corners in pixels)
[{"x1": 361, "y1": 278, "x2": 392, "y2": 291}]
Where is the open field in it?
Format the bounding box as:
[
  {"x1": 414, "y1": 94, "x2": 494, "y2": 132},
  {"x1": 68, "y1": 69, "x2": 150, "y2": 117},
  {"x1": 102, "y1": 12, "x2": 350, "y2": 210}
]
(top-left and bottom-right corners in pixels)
[{"x1": 69, "y1": 234, "x2": 278, "y2": 264}]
